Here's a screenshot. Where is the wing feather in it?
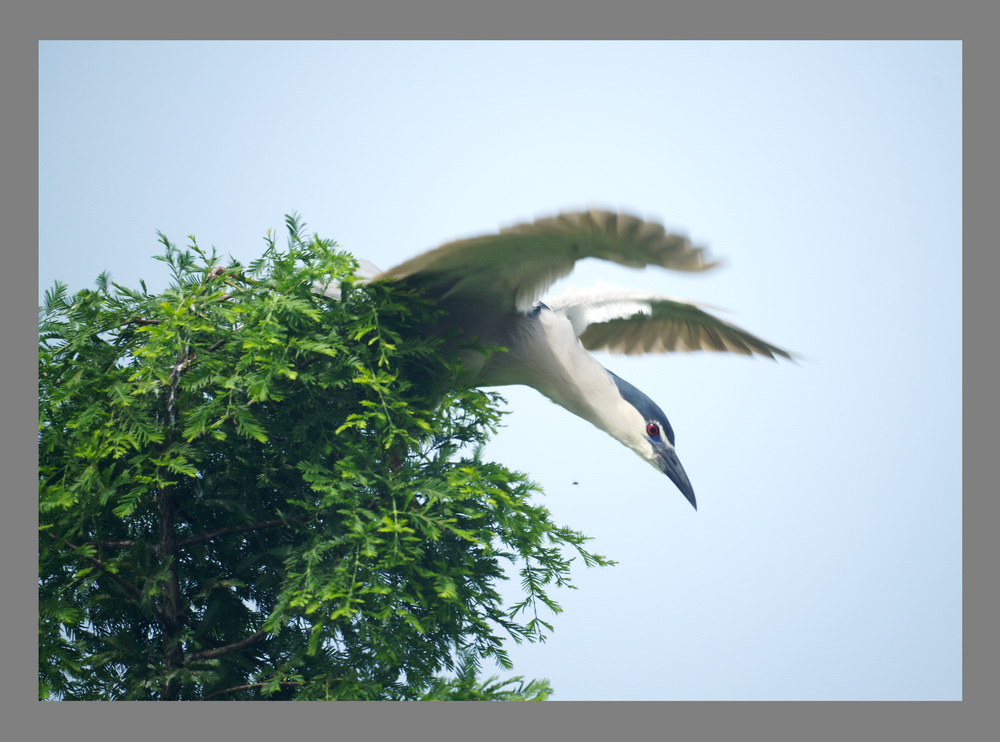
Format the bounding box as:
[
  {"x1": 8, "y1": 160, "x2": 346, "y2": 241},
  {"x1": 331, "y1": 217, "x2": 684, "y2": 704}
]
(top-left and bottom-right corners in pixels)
[
  {"x1": 548, "y1": 284, "x2": 794, "y2": 361},
  {"x1": 376, "y1": 209, "x2": 717, "y2": 312}
]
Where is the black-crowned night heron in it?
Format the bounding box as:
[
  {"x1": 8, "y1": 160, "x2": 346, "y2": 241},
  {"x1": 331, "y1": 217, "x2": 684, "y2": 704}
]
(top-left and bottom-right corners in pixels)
[{"x1": 325, "y1": 210, "x2": 793, "y2": 509}]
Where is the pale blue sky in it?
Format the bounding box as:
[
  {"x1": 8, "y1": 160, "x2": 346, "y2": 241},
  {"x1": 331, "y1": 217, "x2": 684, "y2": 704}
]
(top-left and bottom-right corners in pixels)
[{"x1": 39, "y1": 40, "x2": 962, "y2": 701}]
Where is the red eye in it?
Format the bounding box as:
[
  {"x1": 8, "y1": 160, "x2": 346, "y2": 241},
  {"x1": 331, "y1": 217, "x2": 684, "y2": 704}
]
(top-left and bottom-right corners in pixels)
[{"x1": 646, "y1": 423, "x2": 660, "y2": 438}]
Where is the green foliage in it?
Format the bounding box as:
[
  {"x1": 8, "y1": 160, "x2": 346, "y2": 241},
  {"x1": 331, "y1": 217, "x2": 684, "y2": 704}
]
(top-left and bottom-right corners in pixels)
[{"x1": 38, "y1": 215, "x2": 613, "y2": 701}]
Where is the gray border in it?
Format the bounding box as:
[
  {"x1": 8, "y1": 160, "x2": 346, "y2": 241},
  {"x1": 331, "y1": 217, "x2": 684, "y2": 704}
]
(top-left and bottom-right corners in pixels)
[{"x1": 7, "y1": 4, "x2": 990, "y2": 742}]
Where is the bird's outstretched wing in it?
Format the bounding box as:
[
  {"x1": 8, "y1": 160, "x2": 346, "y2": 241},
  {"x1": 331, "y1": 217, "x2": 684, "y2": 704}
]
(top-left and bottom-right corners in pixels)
[
  {"x1": 377, "y1": 210, "x2": 717, "y2": 312},
  {"x1": 547, "y1": 284, "x2": 794, "y2": 360}
]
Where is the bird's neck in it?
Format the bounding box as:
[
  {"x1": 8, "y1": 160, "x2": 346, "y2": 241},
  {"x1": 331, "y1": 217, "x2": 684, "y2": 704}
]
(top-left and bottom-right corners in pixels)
[{"x1": 491, "y1": 308, "x2": 635, "y2": 444}]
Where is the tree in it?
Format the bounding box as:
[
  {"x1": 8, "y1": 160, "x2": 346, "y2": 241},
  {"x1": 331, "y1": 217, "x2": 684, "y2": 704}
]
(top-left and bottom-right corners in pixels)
[{"x1": 38, "y1": 215, "x2": 612, "y2": 701}]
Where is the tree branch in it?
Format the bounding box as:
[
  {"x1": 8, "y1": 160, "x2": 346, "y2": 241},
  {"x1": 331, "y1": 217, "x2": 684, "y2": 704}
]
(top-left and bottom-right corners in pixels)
[
  {"x1": 120, "y1": 317, "x2": 161, "y2": 328},
  {"x1": 45, "y1": 532, "x2": 150, "y2": 608},
  {"x1": 198, "y1": 680, "x2": 306, "y2": 701},
  {"x1": 176, "y1": 518, "x2": 291, "y2": 550},
  {"x1": 100, "y1": 539, "x2": 141, "y2": 550},
  {"x1": 159, "y1": 345, "x2": 193, "y2": 700},
  {"x1": 186, "y1": 629, "x2": 269, "y2": 663},
  {"x1": 92, "y1": 516, "x2": 305, "y2": 555}
]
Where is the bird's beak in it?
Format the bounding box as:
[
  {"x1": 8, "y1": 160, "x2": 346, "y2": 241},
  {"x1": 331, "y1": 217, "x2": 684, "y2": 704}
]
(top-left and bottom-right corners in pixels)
[{"x1": 656, "y1": 446, "x2": 697, "y2": 510}]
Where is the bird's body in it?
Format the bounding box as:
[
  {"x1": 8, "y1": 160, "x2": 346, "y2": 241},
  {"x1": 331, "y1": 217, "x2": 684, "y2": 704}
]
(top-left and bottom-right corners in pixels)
[{"x1": 326, "y1": 209, "x2": 793, "y2": 509}]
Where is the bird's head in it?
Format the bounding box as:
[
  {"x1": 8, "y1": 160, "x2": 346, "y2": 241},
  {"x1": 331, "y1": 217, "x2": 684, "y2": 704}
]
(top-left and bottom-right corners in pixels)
[{"x1": 607, "y1": 372, "x2": 697, "y2": 510}]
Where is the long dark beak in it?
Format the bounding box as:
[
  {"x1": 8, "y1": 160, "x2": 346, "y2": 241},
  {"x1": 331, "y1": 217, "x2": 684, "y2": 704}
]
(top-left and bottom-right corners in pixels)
[{"x1": 657, "y1": 446, "x2": 697, "y2": 510}]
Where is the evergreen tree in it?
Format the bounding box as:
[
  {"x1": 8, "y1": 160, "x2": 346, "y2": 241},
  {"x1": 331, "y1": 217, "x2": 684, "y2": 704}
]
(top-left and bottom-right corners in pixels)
[{"x1": 38, "y1": 216, "x2": 612, "y2": 701}]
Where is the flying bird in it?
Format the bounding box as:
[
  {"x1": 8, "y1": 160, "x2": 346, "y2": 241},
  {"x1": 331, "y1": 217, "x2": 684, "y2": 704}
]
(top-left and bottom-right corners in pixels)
[{"x1": 325, "y1": 210, "x2": 793, "y2": 509}]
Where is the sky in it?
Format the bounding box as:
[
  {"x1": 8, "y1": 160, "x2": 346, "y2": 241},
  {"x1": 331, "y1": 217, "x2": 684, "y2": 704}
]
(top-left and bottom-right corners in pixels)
[{"x1": 38, "y1": 40, "x2": 962, "y2": 701}]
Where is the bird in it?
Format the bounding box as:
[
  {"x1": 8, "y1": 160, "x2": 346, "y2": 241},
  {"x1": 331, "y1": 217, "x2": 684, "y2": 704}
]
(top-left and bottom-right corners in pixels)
[{"x1": 323, "y1": 209, "x2": 793, "y2": 510}]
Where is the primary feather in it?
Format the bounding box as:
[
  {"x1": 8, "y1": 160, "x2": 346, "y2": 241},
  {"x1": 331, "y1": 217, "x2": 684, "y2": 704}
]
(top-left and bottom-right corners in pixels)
[{"x1": 547, "y1": 284, "x2": 793, "y2": 359}]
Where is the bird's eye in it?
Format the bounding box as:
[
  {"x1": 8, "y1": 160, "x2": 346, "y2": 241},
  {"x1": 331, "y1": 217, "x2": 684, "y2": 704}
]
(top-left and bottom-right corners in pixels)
[{"x1": 646, "y1": 423, "x2": 660, "y2": 438}]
